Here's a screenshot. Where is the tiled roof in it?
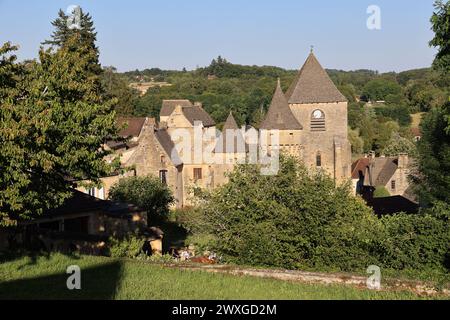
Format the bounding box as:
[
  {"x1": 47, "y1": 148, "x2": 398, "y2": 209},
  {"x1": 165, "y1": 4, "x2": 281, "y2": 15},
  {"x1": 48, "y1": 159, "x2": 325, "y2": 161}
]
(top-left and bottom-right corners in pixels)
[
  {"x1": 411, "y1": 127, "x2": 422, "y2": 137},
  {"x1": 351, "y1": 158, "x2": 370, "y2": 179},
  {"x1": 116, "y1": 117, "x2": 148, "y2": 137},
  {"x1": 357, "y1": 157, "x2": 399, "y2": 187},
  {"x1": 260, "y1": 79, "x2": 303, "y2": 130},
  {"x1": 160, "y1": 100, "x2": 193, "y2": 116},
  {"x1": 161, "y1": 99, "x2": 216, "y2": 127},
  {"x1": 285, "y1": 53, "x2": 347, "y2": 104},
  {"x1": 182, "y1": 105, "x2": 216, "y2": 127}
]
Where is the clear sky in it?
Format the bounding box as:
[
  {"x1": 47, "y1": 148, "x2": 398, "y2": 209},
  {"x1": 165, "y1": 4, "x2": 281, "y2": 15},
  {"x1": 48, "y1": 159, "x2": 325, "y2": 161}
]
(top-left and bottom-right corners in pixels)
[{"x1": 0, "y1": 0, "x2": 439, "y2": 73}]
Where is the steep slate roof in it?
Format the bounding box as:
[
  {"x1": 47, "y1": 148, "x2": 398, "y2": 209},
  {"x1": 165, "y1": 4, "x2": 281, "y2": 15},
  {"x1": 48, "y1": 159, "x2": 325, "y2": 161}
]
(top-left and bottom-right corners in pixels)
[
  {"x1": 260, "y1": 79, "x2": 303, "y2": 130},
  {"x1": 154, "y1": 129, "x2": 183, "y2": 166},
  {"x1": 215, "y1": 112, "x2": 246, "y2": 153},
  {"x1": 160, "y1": 100, "x2": 193, "y2": 116},
  {"x1": 285, "y1": 53, "x2": 347, "y2": 104}
]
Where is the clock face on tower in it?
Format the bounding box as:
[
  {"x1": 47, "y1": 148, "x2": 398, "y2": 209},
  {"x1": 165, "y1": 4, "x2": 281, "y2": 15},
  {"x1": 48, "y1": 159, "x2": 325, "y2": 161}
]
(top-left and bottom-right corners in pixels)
[{"x1": 313, "y1": 110, "x2": 323, "y2": 119}]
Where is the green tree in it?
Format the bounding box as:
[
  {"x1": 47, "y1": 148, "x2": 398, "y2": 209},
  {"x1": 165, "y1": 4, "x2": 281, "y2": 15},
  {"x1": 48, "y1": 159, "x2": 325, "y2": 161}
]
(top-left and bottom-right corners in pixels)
[
  {"x1": 43, "y1": 7, "x2": 102, "y2": 77},
  {"x1": 383, "y1": 133, "x2": 417, "y2": 157},
  {"x1": 362, "y1": 79, "x2": 402, "y2": 102},
  {"x1": 430, "y1": 0, "x2": 450, "y2": 73},
  {"x1": 193, "y1": 156, "x2": 383, "y2": 271},
  {"x1": 416, "y1": 102, "x2": 450, "y2": 204},
  {"x1": 101, "y1": 66, "x2": 139, "y2": 115},
  {"x1": 348, "y1": 127, "x2": 364, "y2": 155},
  {"x1": 414, "y1": 1, "x2": 450, "y2": 205},
  {"x1": 0, "y1": 37, "x2": 120, "y2": 225},
  {"x1": 43, "y1": 8, "x2": 97, "y2": 49},
  {"x1": 109, "y1": 176, "x2": 174, "y2": 221}
]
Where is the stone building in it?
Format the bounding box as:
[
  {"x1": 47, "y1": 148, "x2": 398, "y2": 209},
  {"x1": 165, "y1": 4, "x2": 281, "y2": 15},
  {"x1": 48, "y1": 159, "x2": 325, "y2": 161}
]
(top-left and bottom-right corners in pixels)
[
  {"x1": 80, "y1": 52, "x2": 352, "y2": 207},
  {"x1": 351, "y1": 153, "x2": 413, "y2": 199}
]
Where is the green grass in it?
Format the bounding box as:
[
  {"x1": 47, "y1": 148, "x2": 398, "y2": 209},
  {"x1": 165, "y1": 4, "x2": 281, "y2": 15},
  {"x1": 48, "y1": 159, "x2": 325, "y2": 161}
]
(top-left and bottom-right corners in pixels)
[{"x1": 0, "y1": 253, "x2": 445, "y2": 300}]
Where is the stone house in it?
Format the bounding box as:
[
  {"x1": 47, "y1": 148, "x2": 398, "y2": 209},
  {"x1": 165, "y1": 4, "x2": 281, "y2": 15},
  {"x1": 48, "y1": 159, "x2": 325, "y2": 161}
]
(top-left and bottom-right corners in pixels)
[{"x1": 351, "y1": 153, "x2": 412, "y2": 199}]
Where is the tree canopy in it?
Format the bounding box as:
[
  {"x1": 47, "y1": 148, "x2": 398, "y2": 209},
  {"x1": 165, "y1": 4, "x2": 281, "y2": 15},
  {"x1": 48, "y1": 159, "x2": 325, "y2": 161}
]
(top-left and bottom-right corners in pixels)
[
  {"x1": 108, "y1": 176, "x2": 174, "y2": 221},
  {"x1": 0, "y1": 34, "x2": 119, "y2": 225}
]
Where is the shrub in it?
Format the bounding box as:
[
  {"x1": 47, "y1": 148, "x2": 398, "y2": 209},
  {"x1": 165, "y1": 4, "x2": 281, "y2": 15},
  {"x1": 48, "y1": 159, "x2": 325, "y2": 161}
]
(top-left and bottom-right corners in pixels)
[
  {"x1": 196, "y1": 155, "x2": 384, "y2": 271},
  {"x1": 108, "y1": 235, "x2": 145, "y2": 259},
  {"x1": 373, "y1": 186, "x2": 391, "y2": 198},
  {"x1": 380, "y1": 212, "x2": 450, "y2": 271},
  {"x1": 109, "y1": 175, "x2": 174, "y2": 221}
]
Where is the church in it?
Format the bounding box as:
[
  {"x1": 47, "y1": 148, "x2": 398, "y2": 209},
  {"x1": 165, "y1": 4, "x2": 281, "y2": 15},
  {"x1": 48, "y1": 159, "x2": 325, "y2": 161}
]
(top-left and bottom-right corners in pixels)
[
  {"x1": 260, "y1": 51, "x2": 352, "y2": 183},
  {"x1": 79, "y1": 52, "x2": 352, "y2": 207}
]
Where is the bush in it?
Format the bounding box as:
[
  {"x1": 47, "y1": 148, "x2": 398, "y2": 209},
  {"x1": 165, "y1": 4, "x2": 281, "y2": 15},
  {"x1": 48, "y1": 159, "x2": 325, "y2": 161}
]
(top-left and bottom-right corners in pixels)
[
  {"x1": 380, "y1": 212, "x2": 450, "y2": 271},
  {"x1": 109, "y1": 175, "x2": 174, "y2": 221},
  {"x1": 195, "y1": 155, "x2": 384, "y2": 271},
  {"x1": 373, "y1": 186, "x2": 391, "y2": 198},
  {"x1": 108, "y1": 235, "x2": 145, "y2": 258}
]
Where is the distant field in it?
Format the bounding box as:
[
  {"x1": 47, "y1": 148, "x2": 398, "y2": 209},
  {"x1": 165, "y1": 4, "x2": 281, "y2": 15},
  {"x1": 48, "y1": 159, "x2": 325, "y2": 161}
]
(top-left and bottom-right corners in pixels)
[
  {"x1": 411, "y1": 112, "x2": 425, "y2": 128},
  {"x1": 0, "y1": 253, "x2": 445, "y2": 300}
]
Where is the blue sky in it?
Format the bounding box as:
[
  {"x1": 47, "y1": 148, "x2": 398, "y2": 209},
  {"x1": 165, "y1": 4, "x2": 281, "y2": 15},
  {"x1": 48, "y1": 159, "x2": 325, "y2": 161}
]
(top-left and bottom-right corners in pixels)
[{"x1": 0, "y1": 0, "x2": 439, "y2": 72}]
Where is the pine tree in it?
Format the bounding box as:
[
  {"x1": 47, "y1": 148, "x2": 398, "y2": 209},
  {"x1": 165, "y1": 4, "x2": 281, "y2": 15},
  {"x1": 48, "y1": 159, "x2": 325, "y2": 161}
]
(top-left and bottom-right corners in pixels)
[{"x1": 42, "y1": 7, "x2": 102, "y2": 76}]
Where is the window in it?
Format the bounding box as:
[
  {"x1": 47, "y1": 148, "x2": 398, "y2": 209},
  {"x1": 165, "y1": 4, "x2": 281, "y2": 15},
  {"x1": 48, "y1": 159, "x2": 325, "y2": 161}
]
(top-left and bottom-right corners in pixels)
[
  {"x1": 316, "y1": 152, "x2": 322, "y2": 167},
  {"x1": 193, "y1": 168, "x2": 202, "y2": 180},
  {"x1": 311, "y1": 110, "x2": 326, "y2": 131},
  {"x1": 98, "y1": 187, "x2": 105, "y2": 200},
  {"x1": 391, "y1": 180, "x2": 396, "y2": 190},
  {"x1": 160, "y1": 155, "x2": 166, "y2": 163},
  {"x1": 87, "y1": 187, "x2": 95, "y2": 197},
  {"x1": 159, "y1": 170, "x2": 168, "y2": 184}
]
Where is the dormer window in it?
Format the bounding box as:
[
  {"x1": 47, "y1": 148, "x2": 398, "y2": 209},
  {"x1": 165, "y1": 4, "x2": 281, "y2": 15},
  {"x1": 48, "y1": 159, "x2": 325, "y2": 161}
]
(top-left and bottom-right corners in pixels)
[{"x1": 311, "y1": 110, "x2": 325, "y2": 131}]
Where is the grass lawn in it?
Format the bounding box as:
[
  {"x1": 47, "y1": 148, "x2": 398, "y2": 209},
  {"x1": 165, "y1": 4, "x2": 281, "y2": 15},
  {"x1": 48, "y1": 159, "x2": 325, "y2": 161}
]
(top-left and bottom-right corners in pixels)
[{"x1": 0, "y1": 253, "x2": 445, "y2": 300}]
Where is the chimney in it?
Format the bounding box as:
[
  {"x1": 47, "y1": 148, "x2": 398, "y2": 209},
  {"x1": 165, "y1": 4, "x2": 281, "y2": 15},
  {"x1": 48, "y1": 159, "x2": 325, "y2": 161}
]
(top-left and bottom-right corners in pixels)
[
  {"x1": 368, "y1": 151, "x2": 375, "y2": 160},
  {"x1": 398, "y1": 153, "x2": 408, "y2": 169},
  {"x1": 194, "y1": 102, "x2": 203, "y2": 109},
  {"x1": 174, "y1": 104, "x2": 183, "y2": 114}
]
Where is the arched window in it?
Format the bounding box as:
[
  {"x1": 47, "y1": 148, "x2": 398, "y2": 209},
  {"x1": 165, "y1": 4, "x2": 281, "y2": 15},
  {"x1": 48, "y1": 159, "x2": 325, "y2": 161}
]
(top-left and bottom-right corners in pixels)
[
  {"x1": 311, "y1": 109, "x2": 325, "y2": 131},
  {"x1": 316, "y1": 152, "x2": 322, "y2": 167}
]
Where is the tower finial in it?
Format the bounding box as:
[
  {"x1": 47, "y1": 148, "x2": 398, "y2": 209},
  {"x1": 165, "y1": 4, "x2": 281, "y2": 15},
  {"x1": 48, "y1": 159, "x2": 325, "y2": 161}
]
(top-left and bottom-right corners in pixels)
[{"x1": 310, "y1": 45, "x2": 314, "y2": 53}]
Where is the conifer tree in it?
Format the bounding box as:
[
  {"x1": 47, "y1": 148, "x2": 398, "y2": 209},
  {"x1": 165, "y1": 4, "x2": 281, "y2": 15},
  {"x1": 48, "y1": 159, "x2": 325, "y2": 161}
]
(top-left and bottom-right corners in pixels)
[{"x1": 43, "y1": 7, "x2": 102, "y2": 76}]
